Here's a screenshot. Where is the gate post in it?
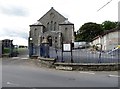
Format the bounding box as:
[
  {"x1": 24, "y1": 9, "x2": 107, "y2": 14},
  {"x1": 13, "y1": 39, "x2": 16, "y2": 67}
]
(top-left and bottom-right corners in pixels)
[
  {"x1": 29, "y1": 37, "x2": 33, "y2": 58},
  {"x1": 41, "y1": 38, "x2": 49, "y2": 58},
  {"x1": 29, "y1": 43, "x2": 33, "y2": 57}
]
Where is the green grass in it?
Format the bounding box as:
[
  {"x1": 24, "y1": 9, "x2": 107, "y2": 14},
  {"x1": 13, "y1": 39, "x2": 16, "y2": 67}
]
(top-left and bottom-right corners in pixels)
[
  {"x1": 3, "y1": 47, "x2": 27, "y2": 54},
  {"x1": 17, "y1": 48, "x2": 27, "y2": 53},
  {"x1": 3, "y1": 48, "x2": 10, "y2": 53}
]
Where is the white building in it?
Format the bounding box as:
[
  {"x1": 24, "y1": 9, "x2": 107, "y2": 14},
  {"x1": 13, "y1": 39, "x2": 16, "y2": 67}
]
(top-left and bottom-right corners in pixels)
[{"x1": 92, "y1": 28, "x2": 120, "y2": 51}]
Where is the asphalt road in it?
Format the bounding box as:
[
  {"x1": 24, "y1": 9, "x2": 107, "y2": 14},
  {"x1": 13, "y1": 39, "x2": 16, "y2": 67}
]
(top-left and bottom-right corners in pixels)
[{"x1": 1, "y1": 48, "x2": 119, "y2": 87}]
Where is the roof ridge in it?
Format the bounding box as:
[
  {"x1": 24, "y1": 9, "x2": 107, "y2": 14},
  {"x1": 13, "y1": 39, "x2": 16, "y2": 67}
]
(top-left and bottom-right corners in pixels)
[{"x1": 38, "y1": 7, "x2": 66, "y2": 21}]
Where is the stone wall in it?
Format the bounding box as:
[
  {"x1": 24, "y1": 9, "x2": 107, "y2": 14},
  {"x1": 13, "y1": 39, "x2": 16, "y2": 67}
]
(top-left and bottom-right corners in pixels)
[
  {"x1": 54, "y1": 63, "x2": 119, "y2": 71},
  {"x1": 59, "y1": 24, "x2": 74, "y2": 43},
  {"x1": 37, "y1": 57, "x2": 119, "y2": 71},
  {"x1": 38, "y1": 57, "x2": 56, "y2": 68}
]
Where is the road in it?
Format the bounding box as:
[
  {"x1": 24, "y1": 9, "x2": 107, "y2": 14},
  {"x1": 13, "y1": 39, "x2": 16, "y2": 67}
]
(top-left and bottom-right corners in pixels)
[{"x1": 1, "y1": 48, "x2": 119, "y2": 87}]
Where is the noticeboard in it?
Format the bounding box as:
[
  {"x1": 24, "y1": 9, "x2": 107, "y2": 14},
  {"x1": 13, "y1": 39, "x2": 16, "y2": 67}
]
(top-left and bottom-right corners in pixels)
[{"x1": 63, "y1": 43, "x2": 71, "y2": 52}]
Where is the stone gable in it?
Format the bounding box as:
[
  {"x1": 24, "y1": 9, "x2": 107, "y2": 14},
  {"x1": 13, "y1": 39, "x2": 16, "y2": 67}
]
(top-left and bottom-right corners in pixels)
[{"x1": 29, "y1": 7, "x2": 75, "y2": 56}]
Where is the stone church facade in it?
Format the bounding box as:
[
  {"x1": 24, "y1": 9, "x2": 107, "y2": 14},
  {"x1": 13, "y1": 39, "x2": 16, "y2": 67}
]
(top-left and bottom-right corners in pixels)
[{"x1": 28, "y1": 7, "x2": 74, "y2": 55}]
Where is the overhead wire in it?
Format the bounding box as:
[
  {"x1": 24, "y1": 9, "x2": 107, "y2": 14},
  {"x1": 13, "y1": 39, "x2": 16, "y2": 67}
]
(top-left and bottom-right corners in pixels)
[{"x1": 97, "y1": 0, "x2": 113, "y2": 12}]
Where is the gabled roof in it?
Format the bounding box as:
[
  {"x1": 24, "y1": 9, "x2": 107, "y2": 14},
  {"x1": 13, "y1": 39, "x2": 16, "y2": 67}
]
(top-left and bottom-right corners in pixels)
[
  {"x1": 102, "y1": 27, "x2": 120, "y2": 36},
  {"x1": 38, "y1": 7, "x2": 66, "y2": 21},
  {"x1": 92, "y1": 27, "x2": 120, "y2": 41},
  {"x1": 33, "y1": 21, "x2": 42, "y2": 25},
  {"x1": 59, "y1": 19, "x2": 74, "y2": 25},
  {"x1": 29, "y1": 21, "x2": 43, "y2": 27}
]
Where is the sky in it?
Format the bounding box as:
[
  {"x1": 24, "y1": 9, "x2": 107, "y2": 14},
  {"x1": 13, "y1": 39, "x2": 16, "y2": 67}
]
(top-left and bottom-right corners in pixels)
[{"x1": 0, "y1": 0, "x2": 119, "y2": 46}]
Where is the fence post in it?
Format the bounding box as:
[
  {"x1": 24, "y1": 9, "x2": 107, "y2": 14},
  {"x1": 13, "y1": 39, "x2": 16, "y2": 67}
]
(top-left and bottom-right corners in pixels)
[{"x1": 98, "y1": 44, "x2": 102, "y2": 63}]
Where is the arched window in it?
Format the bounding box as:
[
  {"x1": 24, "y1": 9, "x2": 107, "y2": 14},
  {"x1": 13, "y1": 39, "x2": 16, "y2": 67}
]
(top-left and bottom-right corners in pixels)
[
  {"x1": 51, "y1": 21, "x2": 53, "y2": 31},
  {"x1": 34, "y1": 28, "x2": 37, "y2": 36},
  {"x1": 65, "y1": 27, "x2": 67, "y2": 31},
  {"x1": 54, "y1": 22, "x2": 56, "y2": 31},
  {"x1": 47, "y1": 36, "x2": 52, "y2": 46},
  {"x1": 65, "y1": 27, "x2": 68, "y2": 40},
  {"x1": 47, "y1": 22, "x2": 49, "y2": 31},
  {"x1": 29, "y1": 31, "x2": 31, "y2": 37}
]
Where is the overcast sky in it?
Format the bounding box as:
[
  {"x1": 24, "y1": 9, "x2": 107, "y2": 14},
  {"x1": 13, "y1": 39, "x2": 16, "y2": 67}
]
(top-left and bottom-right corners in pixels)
[{"x1": 0, "y1": 0, "x2": 119, "y2": 46}]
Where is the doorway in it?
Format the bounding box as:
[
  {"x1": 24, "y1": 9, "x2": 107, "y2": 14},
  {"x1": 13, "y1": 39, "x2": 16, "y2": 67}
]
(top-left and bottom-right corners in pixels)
[{"x1": 47, "y1": 36, "x2": 52, "y2": 46}]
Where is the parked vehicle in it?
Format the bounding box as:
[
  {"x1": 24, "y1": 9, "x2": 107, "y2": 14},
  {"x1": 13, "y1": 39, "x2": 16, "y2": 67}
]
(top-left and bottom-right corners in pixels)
[
  {"x1": 74, "y1": 42, "x2": 80, "y2": 49},
  {"x1": 73, "y1": 42, "x2": 90, "y2": 49}
]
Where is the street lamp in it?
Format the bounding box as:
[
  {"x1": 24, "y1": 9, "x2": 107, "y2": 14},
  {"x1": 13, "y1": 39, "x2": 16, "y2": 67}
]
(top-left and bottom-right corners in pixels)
[{"x1": 30, "y1": 37, "x2": 33, "y2": 41}]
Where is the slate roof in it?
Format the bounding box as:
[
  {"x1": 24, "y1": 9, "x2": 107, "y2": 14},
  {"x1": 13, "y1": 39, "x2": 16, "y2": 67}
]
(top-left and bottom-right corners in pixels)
[
  {"x1": 38, "y1": 7, "x2": 66, "y2": 21},
  {"x1": 59, "y1": 19, "x2": 74, "y2": 25},
  {"x1": 92, "y1": 27, "x2": 120, "y2": 41},
  {"x1": 30, "y1": 21, "x2": 43, "y2": 26}
]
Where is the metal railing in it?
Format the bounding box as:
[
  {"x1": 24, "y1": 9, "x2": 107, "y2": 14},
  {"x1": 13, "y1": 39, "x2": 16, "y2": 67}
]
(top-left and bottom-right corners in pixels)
[{"x1": 49, "y1": 47, "x2": 119, "y2": 63}]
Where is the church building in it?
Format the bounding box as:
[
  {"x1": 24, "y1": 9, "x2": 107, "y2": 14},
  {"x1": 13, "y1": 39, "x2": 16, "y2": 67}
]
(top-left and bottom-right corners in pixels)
[{"x1": 28, "y1": 7, "x2": 74, "y2": 56}]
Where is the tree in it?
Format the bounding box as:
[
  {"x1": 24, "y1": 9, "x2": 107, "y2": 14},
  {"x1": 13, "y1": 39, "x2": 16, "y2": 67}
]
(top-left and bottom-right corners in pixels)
[
  {"x1": 101, "y1": 21, "x2": 117, "y2": 30},
  {"x1": 76, "y1": 22, "x2": 103, "y2": 42},
  {"x1": 115, "y1": 22, "x2": 120, "y2": 28}
]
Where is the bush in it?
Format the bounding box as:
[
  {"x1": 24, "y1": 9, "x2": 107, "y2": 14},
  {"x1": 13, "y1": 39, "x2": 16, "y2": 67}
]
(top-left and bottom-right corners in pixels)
[{"x1": 3, "y1": 48, "x2": 10, "y2": 53}]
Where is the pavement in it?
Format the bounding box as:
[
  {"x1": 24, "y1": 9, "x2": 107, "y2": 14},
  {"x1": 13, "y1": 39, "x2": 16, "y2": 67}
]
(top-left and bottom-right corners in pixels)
[{"x1": 1, "y1": 48, "x2": 119, "y2": 87}]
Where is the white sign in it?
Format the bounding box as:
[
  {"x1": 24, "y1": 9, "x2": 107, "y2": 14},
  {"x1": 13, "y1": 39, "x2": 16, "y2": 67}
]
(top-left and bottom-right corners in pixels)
[{"x1": 63, "y1": 44, "x2": 71, "y2": 51}]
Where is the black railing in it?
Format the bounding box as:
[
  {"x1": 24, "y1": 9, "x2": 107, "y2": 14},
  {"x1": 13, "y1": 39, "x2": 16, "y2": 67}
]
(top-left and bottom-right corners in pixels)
[{"x1": 49, "y1": 47, "x2": 119, "y2": 63}]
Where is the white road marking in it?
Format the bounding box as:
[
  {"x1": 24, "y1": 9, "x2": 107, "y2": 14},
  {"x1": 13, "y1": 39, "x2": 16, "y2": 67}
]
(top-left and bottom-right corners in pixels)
[
  {"x1": 79, "y1": 71, "x2": 95, "y2": 75},
  {"x1": 7, "y1": 82, "x2": 19, "y2": 86},
  {"x1": 108, "y1": 75, "x2": 120, "y2": 78},
  {"x1": 12, "y1": 57, "x2": 20, "y2": 59},
  {"x1": 21, "y1": 58, "x2": 28, "y2": 60}
]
